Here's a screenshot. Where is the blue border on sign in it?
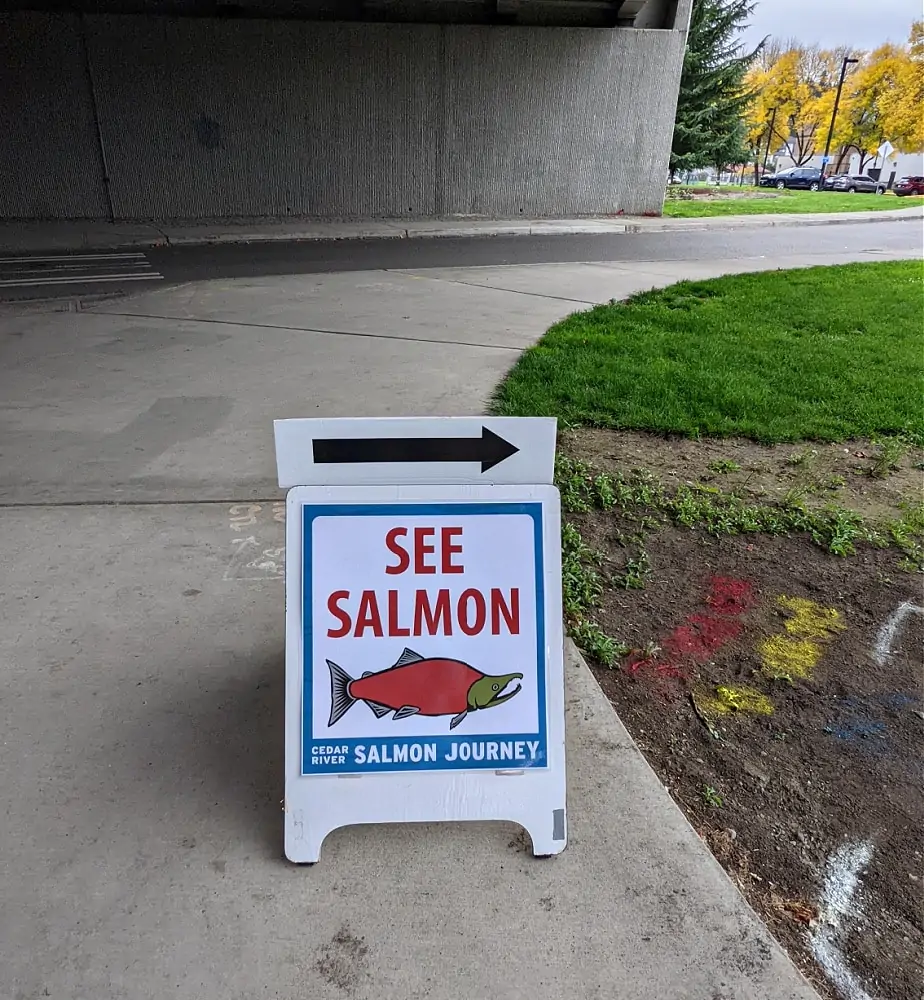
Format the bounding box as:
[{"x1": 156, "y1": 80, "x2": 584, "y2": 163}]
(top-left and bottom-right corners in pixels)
[{"x1": 301, "y1": 502, "x2": 547, "y2": 775}]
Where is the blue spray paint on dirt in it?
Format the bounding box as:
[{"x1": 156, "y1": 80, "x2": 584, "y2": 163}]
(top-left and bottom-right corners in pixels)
[{"x1": 824, "y1": 693, "x2": 919, "y2": 754}]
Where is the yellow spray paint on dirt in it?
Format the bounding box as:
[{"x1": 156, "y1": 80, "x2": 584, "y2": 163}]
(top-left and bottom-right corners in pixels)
[
  {"x1": 759, "y1": 596, "x2": 845, "y2": 682},
  {"x1": 693, "y1": 684, "x2": 774, "y2": 720},
  {"x1": 777, "y1": 596, "x2": 846, "y2": 641},
  {"x1": 759, "y1": 636, "x2": 822, "y2": 681}
]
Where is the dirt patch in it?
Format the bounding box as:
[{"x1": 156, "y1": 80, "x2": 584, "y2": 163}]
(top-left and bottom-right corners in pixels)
[
  {"x1": 315, "y1": 924, "x2": 369, "y2": 993},
  {"x1": 563, "y1": 428, "x2": 923, "y2": 526},
  {"x1": 570, "y1": 509, "x2": 922, "y2": 1000}
]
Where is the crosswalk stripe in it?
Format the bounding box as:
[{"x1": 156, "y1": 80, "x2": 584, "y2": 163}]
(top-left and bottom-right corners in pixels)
[
  {"x1": 0, "y1": 252, "x2": 147, "y2": 264},
  {"x1": 0, "y1": 272, "x2": 163, "y2": 288},
  {"x1": 0, "y1": 250, "x2": 164, "y2": 290},
  {"x1": 0, "y1": 264, "x2": 155, "y2": 277}
]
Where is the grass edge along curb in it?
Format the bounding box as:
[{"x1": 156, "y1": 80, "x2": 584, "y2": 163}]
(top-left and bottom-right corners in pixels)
[
  {"x1": 557, "y1": 455, "x2": 924, "y2": 668},
  {"x1": 662, "y1": 187, "x2": 924, "y2": 217}
]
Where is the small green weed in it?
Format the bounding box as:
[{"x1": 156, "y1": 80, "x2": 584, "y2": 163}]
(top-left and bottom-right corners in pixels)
[
  {"x1": 560, "y1": 519, "x2": 630, "y2": 664},
  {"x1": 882, "y1": 502, "x2": 924, "y2": 572},
  {"x1": 617, "y1": 550, "x2": 651, "y2": 590},
  {"x1": 781, "y1": 485, "x2": 811, "y2": 508},
  {"x1": 561, "y1": 522, "x2": 604, "y2": 616},
  {"x1": 787, "y1": 447, "x2": 818, "y2": 468},
  {"x1": 701, "y1": 785, "x2": 724, "y2": 808},
  {"x1": 869, "y1": 435, "x2": 911, "y2": 479},
  {"x1": 708, "y1": 459, "x2": 741, "y2": 474},
  {"x1": 570, "y1": 621, "x2": 630, "y2": 668}
]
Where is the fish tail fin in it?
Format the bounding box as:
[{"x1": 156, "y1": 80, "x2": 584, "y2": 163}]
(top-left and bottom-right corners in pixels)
[{"x1": 327, "y1": 659, "x2": 356, "y2": 727}]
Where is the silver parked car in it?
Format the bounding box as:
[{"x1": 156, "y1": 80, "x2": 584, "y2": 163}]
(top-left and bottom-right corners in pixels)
[{"x1": 827, "y1": 174, "x2": 886, "y2": 194}]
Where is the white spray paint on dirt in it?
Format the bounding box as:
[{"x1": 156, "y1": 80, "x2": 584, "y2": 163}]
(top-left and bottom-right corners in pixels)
[
  {"x1": 810, "y1": 840, "x2": 876, "y2": 1000},
  {"x1": 873, "y1": 601, "x2": 923, "y2": 667}
]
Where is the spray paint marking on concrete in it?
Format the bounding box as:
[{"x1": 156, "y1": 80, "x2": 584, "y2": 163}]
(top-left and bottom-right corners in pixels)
[
  {"x1": 224, "y1": 503, "x2": 286, "y2": 581},
  {"x1": 873, "y1": 601, "x2": 923, "y2": 666},
  {"x1": 810, "y1": 840, "x2": 876, "y2": 1000},
  {"x1": 628, "y1": 576, "x2": 753, "y2": 679},
  {"x1": 759, "y1": 595, "x2": 845, "y2": 682}
]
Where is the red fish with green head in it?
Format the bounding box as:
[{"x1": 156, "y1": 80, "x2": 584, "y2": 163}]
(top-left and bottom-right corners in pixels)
[{"x1": 326, "y1": 647, "x2": 523, "y2": 731}]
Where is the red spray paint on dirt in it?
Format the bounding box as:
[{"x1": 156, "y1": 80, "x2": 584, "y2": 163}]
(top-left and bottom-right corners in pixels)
[{"x1": 628, "y1": 576, "x2": 754, "y2": 679}]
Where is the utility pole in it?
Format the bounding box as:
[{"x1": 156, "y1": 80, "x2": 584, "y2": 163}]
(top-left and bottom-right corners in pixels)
[
  {"x1": 820, "y1": 56, "x2": 859, "y2": 186},
  {"x1": 761, "y1": 107, "x2": 778, "y2": 177}
]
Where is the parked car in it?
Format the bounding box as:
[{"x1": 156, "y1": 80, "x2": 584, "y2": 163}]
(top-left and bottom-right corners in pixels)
[
  {"x1": 759, "y1": 167, "x2": 822, "y2": 191},
  {"x1": 822, "y1": 173, "x2": 848, "y2": 190},
  {"x1": 893, "y1": 176, "x2": 924, "y2": 196},
  {"x1": 826, "y1": 174, "x2": 886, "y2": 194}
]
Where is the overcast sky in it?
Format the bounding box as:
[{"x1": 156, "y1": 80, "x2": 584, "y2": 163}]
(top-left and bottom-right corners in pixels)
[{"x1": 740, "y1": 0, "x2": 918, "y2": 51}]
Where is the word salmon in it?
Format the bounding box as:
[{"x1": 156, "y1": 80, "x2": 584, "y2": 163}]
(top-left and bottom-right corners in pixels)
[
  {"x1": 326, "y1": 587, "x2": 520, "y2": 638},
  {"x1": 327, "y1": 647, "x2": 523, "y2": 730}
]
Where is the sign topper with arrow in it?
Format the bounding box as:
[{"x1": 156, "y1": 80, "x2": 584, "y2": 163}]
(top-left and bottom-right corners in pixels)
[{"x1": 275, "y1": 417, "x2": 556, "y2": 487}]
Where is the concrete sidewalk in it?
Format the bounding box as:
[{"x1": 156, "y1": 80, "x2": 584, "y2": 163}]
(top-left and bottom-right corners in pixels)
[
  {"x1": 1, "y1": 204, "x2": 921, "y2": 252},
  {"x1": 1, "y1": 248, "x2": 889, "y2": 999}
]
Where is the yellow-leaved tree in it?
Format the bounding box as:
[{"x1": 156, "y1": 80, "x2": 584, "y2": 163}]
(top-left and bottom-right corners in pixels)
[
  {"x1": 744, "y1": 22, "x2": 922, "y2": 179},
  {"x1": 877, "y1": 21, "x2": 924, "y2": 153},
  {"x1": 816, "y1": 44, "x2": 909, "y2": 172},
  {"x1": 744, "y1": 46, "x2": 854, "y2": 169}
]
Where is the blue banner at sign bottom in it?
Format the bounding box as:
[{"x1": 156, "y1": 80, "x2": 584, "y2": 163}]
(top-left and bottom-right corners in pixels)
[{"x1": 307, "y1": 734, "x2": 546, "y2": 773}]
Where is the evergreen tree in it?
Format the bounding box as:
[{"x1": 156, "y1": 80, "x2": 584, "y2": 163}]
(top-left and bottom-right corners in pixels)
[{"x1": 670, "y1": 0, "x2": 763, "y2": 178}]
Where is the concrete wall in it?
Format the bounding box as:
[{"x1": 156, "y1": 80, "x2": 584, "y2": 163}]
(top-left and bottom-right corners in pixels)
[
  {"x1": 0, "y1": 12, "x2": 688, "y2": 220},
  {"x1": 0, "y1": 14, "x2": 109, "y2": 219}
]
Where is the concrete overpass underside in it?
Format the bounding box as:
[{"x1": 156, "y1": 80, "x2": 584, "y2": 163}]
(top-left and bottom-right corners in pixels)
[{"x1": 1, "y1": 1, "x2": 691, "y2": 221}]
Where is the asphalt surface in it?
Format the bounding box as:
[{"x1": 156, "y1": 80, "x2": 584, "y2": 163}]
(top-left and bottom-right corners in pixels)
[{"x1": 1, "y1": 219, "x2": 919, "y2": 301}]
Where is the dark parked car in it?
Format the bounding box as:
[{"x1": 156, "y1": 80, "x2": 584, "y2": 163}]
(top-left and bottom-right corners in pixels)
[
  {"x1": 759, "y1": 167, "x2": 822, "y2": 191},
  {"x1": 894, "y1": 176, "x2": 924, "y2": 196},
  {"x1": 826, "y1": 174, "x2": 886, "y2": 194}
]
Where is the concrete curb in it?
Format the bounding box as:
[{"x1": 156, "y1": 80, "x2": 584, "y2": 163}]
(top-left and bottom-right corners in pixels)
[
  {"x1": 624, "y1": 209, "x2": 923, "y2": 233},
  {"x1": 563, "y1": 638, "x2": 821, "y2": 998},
  {"x1": 0, "y1": 207, "x2": 920, "y2": 254}
]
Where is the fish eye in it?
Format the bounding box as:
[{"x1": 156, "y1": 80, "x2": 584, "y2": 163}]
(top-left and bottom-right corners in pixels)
[{"x1": 492, "y1": 683, "x2": 500, "y2": 692}]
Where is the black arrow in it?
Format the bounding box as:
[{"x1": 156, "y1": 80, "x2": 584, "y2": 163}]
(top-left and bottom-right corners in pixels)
[{"x1": 312, "y1": 426, "x2": 519, "y2": 473}]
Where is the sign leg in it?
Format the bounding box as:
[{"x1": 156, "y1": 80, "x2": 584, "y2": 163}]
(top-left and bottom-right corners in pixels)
[
  {"x1": 284, "y1": 808, "x2": 331, "y2": 864},
  {"x1": 520, "y1": 806, "x2": 567, "y2": 857}
]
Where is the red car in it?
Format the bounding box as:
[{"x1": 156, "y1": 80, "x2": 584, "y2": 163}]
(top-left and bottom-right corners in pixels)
[{"x1": 893, "y1": 176, "x2": 924, "y2": 196}]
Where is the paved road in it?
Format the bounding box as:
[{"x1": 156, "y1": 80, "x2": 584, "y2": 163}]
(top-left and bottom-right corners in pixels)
[{"x1": 0, "y1": 219, "x2": 918, "y2": 300}]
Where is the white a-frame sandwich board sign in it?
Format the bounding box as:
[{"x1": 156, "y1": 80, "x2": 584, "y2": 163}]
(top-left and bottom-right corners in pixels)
[{"x1": 275, "y1": 417, "x2": 566, "y2": 863}]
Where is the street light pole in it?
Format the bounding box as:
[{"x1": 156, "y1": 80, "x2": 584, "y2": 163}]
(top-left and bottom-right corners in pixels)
[{"x1": 820, "y1": 56, "x2": 859, "y2": 186}]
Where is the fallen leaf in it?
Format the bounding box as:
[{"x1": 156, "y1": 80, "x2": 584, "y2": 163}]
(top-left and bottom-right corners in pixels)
[{"x1": 783, "y1": 899, "x2": 817, "y2": 925}]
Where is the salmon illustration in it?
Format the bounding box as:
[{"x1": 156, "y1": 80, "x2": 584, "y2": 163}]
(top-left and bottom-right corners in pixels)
[{"x1": 326, "y1": 647, "x2": 523, "y2": 731}]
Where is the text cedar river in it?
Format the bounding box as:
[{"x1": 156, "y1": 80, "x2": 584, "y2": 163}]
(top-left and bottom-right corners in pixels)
[{"x1": 324, "y1": 525, "x2": 521, "y2": 638}]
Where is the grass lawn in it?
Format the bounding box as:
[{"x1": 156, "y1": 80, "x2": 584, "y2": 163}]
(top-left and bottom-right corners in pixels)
[
  {"x1": 662, "y1": 189, "x2": 924, "y2": 217},
  {"x1": 492, "y1": 261, "x2": 924, "y2": 444}
]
